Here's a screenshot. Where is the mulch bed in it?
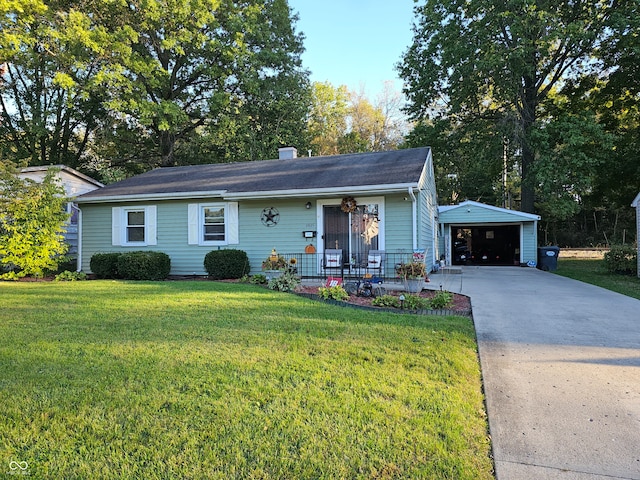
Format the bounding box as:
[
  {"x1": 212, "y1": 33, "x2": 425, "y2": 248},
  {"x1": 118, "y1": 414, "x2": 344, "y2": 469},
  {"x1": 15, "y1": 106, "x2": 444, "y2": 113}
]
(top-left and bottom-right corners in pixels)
[{"x1": 295, "y1": 284, "x2": 472, "y2": 316}]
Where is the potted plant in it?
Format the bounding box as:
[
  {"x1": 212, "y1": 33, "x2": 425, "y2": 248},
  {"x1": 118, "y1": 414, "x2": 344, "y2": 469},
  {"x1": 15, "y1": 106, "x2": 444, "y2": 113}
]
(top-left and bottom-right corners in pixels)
[
  {"x1": 397, "y1": 260, "x2": 427, "y2": 293},
  {"x1": 262, "y1": 248, "x2": 287, "y2": 280}
]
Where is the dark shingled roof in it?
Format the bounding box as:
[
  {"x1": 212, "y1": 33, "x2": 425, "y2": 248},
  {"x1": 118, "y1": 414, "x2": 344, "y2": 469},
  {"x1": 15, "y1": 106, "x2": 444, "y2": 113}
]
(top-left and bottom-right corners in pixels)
[{"x1": 77, "y1": 147, "x2": 431, "y2": 201}]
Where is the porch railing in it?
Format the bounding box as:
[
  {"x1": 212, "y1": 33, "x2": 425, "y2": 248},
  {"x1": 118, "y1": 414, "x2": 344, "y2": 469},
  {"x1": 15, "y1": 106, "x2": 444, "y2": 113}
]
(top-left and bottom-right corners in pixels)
[{"x1": 275, "y1": 251, "x2": 430, "y2": 282}]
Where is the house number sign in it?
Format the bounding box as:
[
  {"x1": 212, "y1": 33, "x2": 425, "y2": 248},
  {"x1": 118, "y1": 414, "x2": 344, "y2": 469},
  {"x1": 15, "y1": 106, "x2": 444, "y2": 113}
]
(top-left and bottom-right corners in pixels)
[{"x1": 260, "y1": 207, "x2": 280, "y2": 227}]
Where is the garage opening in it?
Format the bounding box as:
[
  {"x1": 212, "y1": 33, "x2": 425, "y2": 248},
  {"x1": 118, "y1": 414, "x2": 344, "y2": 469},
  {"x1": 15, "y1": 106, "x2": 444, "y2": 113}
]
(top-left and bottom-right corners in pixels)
[{"x1": 451, "y1": 225, "x2": 520, "y2": 266}]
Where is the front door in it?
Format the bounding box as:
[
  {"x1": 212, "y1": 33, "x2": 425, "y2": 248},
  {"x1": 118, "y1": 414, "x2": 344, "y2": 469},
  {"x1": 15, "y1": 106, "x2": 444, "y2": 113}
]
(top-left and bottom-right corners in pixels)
[{"x1": 322, "y1": 202, "x2": 380, "y2": 268}]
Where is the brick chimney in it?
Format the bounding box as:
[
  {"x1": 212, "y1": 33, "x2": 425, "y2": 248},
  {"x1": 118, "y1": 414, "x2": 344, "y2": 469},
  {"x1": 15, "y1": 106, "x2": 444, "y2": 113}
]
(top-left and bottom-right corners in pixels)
[{"x1": 278, "y1": 147, "x2": 297, "y2": 160}]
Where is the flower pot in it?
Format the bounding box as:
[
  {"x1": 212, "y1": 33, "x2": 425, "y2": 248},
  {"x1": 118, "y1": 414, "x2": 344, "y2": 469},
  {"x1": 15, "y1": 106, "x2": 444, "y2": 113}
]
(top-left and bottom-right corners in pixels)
[{"x1": 404, "y1": 278, "x2": 426, "y2": 293}]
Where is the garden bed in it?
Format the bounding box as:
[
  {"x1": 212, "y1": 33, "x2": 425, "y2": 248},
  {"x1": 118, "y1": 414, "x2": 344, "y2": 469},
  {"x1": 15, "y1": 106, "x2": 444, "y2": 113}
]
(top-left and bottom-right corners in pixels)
[{"x1": 295, "y1": 284, "x2": 472, "y2": 316}]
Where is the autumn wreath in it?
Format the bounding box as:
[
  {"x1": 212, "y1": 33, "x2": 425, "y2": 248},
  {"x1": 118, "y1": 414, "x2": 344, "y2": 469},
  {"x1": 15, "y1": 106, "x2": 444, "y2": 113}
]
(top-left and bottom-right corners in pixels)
[{"x1": 340, "y1": 196, "x2": 357, "y2": 213}]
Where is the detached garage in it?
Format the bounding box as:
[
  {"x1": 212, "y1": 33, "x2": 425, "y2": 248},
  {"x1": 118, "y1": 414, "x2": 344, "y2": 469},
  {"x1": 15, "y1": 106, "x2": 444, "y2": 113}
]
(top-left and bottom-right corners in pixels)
[{"x1": 438, "y1": 200, "x2": 541, "y2": 267}]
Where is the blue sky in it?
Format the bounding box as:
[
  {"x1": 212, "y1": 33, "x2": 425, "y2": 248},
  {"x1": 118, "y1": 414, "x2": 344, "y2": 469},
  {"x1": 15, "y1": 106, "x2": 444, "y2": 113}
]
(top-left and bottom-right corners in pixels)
[{"x1": 287, "y1": 0, "x2": 416, "y2": 99}]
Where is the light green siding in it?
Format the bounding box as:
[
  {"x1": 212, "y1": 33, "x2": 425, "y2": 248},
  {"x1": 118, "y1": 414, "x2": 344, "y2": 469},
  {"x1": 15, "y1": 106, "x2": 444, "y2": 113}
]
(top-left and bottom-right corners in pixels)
[{"x1": 81, "y1": 199, "x2": 321, "y2": 275}]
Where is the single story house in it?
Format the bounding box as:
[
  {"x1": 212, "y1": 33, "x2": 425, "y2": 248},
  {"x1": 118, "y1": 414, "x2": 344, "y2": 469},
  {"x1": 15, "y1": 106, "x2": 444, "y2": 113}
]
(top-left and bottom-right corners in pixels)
[
  {"x1": 632, "y1": 193, "x2": 640, "y2": 278},
  {"x1": 438, "y1": 200, "x2": 541, "y2": 266},
  {"x1": 76, "y1": 147, "x2": 440, "y2": 277},
  {"x1": 19, "y1": 165, "x2": 104, "y2": 255}
]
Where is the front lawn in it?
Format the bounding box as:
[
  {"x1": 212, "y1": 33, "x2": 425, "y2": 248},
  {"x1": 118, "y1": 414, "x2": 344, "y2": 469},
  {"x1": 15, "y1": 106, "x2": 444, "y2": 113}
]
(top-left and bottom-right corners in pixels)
[
  {"x1": 0, "y1": 281, "x2": 493, "y2": 479},
  {"x1": 555, "y1": 258, "x2": 640, "y2": 300}
]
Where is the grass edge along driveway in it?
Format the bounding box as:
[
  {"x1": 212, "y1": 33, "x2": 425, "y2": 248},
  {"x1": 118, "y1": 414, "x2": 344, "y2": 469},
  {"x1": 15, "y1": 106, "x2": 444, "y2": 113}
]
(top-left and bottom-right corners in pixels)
[{"x1": 0, "y1": 281, "x2": 493, "y2": 479}]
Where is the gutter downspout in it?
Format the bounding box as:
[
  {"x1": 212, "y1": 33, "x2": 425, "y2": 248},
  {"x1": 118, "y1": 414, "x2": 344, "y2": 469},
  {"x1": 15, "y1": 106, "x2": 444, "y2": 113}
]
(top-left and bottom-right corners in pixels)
[
  {"x1": 408, "y1": 187, "x2": 417, "y2": 250},
  {"x1": 77, "y1": 207, "x2": 82, "y2": 272}
]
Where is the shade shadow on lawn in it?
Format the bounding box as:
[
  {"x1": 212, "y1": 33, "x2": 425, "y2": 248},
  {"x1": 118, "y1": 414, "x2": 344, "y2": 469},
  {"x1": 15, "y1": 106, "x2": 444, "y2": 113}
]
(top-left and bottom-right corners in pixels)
[{"x1": 0, "y1": 281, "x2": 493, "y2": 480}]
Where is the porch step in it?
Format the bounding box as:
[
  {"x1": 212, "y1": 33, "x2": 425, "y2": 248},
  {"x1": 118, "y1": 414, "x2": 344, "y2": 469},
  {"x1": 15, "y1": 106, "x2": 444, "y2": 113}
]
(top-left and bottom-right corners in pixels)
[{"x1": 435, "y1": 266, "x2": 462, "y2": 275}]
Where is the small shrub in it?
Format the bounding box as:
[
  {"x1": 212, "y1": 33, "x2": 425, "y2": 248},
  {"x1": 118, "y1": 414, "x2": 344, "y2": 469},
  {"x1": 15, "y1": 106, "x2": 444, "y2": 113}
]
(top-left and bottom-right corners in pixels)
[
  {"x1": 267, "y1": 271, "x2": 300, "y2": 292},
  {"x1": 55, "y1": 270, "x2": 88, "y2": 282},
  {"x1": 372, "y1": 295, "x2": 400, "y2": 308},
  {"x1": 429, "y1": 290, "x2": 454, "y2": 309},
  {"x1": 402, "y1": 294, "x2": 430, "y2": 310},
  {"x1": 117, "y1": 251, "x2": 171, "y2": 280},
  {"x1": 90, "y1": 253, "x2": 122, "y2": 279},
  {"x1": 318, "y1": 284, "x2": 349, "y2": 301},
  {"x1": 249, "y1": 274, "x2": 267, "y2": 285},
  {"x1": 204, "y1": 249, "x2": 250, "y2": 280},
  {"x1": 603, "y1": 245, "x2": 637, "y2": 275}
]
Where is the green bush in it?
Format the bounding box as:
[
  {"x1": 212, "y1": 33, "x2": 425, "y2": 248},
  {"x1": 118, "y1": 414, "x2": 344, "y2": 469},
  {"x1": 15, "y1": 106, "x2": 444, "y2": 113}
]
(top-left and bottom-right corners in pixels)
[
  {"x1": 55, "y1": 270, "x2": 88, "y2": 282},
  {"x1": 204, "y1": 249, "x2": 250, "y2": 280},
  {"x1": 402, "y1": 294, "x2": 430, "y2": 310},
  {"x1": 372, "y1": 295, "x2": 400, "y2": 308},
  {"x1": 267, "y1": 271, "x2": 300, "y2": 292},
  {"x1": 603, "y1": 245, "x2": 637, "y2": 275},
  {"x1": 249, "y1": 274, "x2": 267, "y2": 285},
  {"x1": 429, "y1": 290, "x2": 454, "y2": 309},
  {"x1": 318, "y1": 284, "x2": 349, "y2": 301},
  {"x1": 90, "y1": 253, "x2": 122, "y2": 279},
  {"x1": 117, "y1": 251, "x2": 171, "y2": 280}
]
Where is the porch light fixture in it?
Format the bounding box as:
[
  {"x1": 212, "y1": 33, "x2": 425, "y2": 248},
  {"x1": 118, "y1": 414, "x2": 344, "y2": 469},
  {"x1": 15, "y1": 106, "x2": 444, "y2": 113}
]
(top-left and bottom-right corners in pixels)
[{"x1": 305, "y1": 201, "x2": 312, "y2": 209}]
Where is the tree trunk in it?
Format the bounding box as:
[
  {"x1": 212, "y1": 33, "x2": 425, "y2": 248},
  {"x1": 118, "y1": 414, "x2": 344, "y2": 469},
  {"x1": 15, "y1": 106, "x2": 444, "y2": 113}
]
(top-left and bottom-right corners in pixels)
[{"x1": 519, "y1": 76, "x2": 538, "y2": 214}]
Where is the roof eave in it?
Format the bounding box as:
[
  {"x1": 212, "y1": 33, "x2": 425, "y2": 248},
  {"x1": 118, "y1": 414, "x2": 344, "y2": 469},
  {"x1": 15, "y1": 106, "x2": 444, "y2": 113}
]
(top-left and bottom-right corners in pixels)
[
  {"x1": 76, "y1": 190, "x2": 228, "y2": 204},
  {"x1": 223, "y1": 183, "x2": 420, "y2": 200}
]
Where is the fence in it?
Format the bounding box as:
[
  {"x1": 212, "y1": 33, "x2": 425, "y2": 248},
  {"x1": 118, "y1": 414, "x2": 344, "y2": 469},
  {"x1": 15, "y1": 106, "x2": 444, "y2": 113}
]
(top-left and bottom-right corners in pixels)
[{"x1": 276, "y1": 251, "x2": 428, "y2": 282}]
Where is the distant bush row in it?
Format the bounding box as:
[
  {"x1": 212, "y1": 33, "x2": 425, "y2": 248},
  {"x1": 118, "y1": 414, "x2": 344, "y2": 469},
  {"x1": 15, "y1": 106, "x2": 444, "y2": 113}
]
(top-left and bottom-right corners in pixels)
[{"x1": 90, "y1": 249, "x2": 250, "y2": 280}]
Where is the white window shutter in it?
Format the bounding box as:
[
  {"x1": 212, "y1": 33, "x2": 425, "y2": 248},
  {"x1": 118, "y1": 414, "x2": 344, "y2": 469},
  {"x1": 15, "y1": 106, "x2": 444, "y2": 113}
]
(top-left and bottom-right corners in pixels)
[
  {"x1": 146, "y1": 205, "x2": 157, "y2": 246},
  {"x1": 112, "y1": 207, "x2": 121, "y2": 246},
  {"x1": 227, "y1": 202, "x2": 239, "y2": 244},
  {"x1": 188, "y1": 204, "x2": 199, "y2": 245}
]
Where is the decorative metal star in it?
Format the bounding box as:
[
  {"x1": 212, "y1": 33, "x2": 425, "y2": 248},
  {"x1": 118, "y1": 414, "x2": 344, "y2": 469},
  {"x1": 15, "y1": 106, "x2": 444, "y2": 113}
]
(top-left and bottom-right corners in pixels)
[{"x1": 261, "y1": 207, "x2": 280, "y2": 227}]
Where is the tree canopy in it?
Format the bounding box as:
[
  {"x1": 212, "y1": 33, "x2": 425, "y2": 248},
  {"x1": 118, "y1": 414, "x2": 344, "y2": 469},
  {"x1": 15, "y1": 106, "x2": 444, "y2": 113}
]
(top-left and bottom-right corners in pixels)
[
  {"x1": 399, "y1": 0, "x2": 622, "y2": 213},
  {"x1": 400, "y1": 0, "x2": 639, "y2": 246},
  {"x1": 1, "y1": 0, "x2": 311, "y2": 176}
]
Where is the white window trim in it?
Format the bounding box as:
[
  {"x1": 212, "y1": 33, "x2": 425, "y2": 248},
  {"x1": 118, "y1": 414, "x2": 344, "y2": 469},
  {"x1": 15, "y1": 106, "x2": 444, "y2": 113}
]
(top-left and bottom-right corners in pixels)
[
  {"x1": 112, "y1": 206, "x2": 157, "y2": 247},
  {"x1": 188, "y1": 202, "x2": 238, "y2": 246}
]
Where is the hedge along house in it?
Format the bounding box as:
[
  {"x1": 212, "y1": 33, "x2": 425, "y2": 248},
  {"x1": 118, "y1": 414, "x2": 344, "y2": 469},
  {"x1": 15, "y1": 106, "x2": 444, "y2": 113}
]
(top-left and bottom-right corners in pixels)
[
  {"x1": 75, "y1": 147, "x2": 439, "y2": 278},
  {"x1": 438, "y1": 200, "x2": 541, "y2": 267}
]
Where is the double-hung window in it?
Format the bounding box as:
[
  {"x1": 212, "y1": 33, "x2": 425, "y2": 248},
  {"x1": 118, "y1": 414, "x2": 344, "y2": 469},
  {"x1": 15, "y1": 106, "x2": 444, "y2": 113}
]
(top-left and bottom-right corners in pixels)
[
  {"x1": 112, "y1": 206, "x2": 157, "y2": 246},
  {"x1": 188, "y1": 202, "x2": 239, "y2": 246}
]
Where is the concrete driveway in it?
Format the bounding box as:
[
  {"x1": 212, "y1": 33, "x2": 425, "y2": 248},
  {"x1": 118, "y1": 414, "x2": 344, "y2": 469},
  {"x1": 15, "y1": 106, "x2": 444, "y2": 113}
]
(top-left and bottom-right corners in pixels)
[{"x1": 436, "y1": 266, "x2": 640, "y2": 479}]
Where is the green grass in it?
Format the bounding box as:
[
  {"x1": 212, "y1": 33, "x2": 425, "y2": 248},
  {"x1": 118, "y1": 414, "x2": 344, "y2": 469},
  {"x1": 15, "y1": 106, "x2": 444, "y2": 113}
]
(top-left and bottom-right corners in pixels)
[
  {"x1": 0, "y1": 281, "x2": 493, "y2": 479},
  {"x1": 555, "y1": 258, "x2": 640, "y2": 300}
]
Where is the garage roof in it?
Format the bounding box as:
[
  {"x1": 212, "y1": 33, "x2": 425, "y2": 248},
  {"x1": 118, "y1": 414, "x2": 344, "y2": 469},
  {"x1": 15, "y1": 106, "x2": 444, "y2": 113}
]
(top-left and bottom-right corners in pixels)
[{"x1": 438, "y1": 200, "x2": 541, "y2": 223}]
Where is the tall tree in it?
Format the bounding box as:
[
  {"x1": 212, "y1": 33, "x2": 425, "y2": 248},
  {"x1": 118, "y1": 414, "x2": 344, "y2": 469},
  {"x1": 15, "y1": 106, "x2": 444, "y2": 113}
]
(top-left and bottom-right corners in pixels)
[
  {"x1": 399, "y1": 0, "x2": 619, "y2": 213},
  {"x1": 0, "y1": 1, "x2": 130, "y2": 167},
  {"x1": 100, "y1": 0, "x2": 309, "y2": 169},
  {"x1": 307, "y1": 81, "x2": 349, "y2": 156},
  {"x1": 309, "y1": 81, "x2": 406, "y2": 156}
]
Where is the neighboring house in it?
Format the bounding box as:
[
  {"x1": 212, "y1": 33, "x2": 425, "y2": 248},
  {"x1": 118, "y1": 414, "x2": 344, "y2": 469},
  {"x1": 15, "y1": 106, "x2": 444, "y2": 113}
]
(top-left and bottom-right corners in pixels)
[
  {"x1": 438, "y1": 200, "x2": 541, "y2": 267},
  {"x1": 19, "y1": 165, "x2": 104, "y2": 255},
  {"x1": 76, "y1": 147, "x2": 440, "y2": 277},
  {"x1": 633, "y1": 193, "x2": 640, "y2": 278}
]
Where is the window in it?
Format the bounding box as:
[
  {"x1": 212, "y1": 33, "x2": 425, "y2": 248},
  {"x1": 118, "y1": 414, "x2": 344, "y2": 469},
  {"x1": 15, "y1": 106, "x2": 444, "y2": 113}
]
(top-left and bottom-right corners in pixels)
[
  {"x1": 203, "y1": 206, "x2": 225, "y2": 242},
  {"x1": 126, "y1": 210, "x2": 145, "y2": 243},
  {"x1": 188, "y1": 202, "x2": 238, "y2": 246},
  {"x1": 112, "y1": 206, "x2": 157, "y2": 246}
]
